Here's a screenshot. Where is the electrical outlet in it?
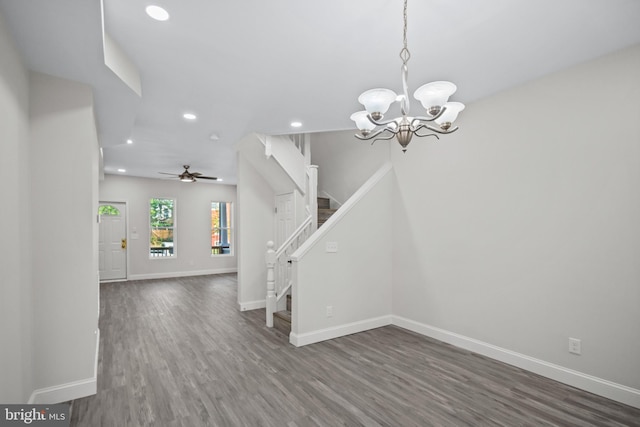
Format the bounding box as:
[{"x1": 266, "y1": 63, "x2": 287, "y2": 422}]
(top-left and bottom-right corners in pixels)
[
  {"x1": 569, "y1": 337, "x2": 581, "y2": 355},
  {"x1": 326, "y1": 305, "x2": 333, "y2": 317}
]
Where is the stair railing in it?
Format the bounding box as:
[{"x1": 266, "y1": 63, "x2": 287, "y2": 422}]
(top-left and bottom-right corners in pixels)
[
  {"x1": 265, "y1": 133, "x2": 317, "y2": 327},
  {"x1": 306, "y1": 165, "x2": 318, "y2": 230},
  {"x1": 266, "y1": 215, "x2": 313, "y2": 326},
  {"x1": 287, "y1": 133, "x2": 311, "y2": 166}
]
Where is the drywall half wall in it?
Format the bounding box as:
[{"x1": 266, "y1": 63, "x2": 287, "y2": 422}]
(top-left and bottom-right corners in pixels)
[
  {"x1": 99, "y1": 174, "x2": 237, "y2": 280},
  {"x1": 236, "y1": 152, "x2": 276, "y2": 310},
  {"x1": 291, "y1": 164, "x2": 393, "y2": 346},
  {"x1": 391, "y1": 44, "x2": 640, "y2": 406},
  {"x1": 310, "y1": 129, "x2": 390, "y2": 206},
  {"x1": 29, "y1": 71, "x2": 100, "y2": 402},
  {"x1": 0, "y1": 10, "x2": 32, "y2": 403}
]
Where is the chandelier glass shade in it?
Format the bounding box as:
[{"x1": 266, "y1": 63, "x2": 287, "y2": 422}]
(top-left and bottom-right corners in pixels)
[{"x1": 351, "y1": 0, "x2": 464, "y2": 152}]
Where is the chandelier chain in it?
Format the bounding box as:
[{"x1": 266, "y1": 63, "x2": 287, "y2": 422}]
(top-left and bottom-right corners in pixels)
[{"x1": 400, "y1": 0, "x2": 410, "y2": 64}]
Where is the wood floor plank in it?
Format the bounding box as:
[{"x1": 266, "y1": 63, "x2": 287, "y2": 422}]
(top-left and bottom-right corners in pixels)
[{"x1": 70, "y1": 274, "x2": 640, "y2": 426}]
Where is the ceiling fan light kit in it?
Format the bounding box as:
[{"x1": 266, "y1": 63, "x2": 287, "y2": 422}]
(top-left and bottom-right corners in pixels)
[{"x1": 351, "y1": 0, "x2": 464, "y2": 152}]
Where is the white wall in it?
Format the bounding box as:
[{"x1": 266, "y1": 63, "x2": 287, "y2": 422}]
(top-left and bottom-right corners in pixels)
[
  {"x1": 392, "y1": 44, "x2": 640, "y2": 392},
  {"x1": 237, "y1": 152, "x2": 276, "y2": 309},
  {"x1": 291, "y1": 165, "x2": 393, "y2": 345},
  {"x1": 29, "y1": 71, "x2": 100, "y2": 399},
  {"x1": 311, "y1": 129, "x2": 390, "y2": 206},
  {"x1": 0, "y1": 10, "x2": 32, "y2": 403},
  {"x1": 99, "y1": 174, "x2": 237, "y2": 279}
]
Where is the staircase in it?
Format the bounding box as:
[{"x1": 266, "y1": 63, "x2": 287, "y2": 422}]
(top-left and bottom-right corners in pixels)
[
  {"x1": 273, "y1": 294, "x2": 292, "y2": 335},
  {"x1": 271, "y1": 197, "x2": 338, "y2": 336},
  {"x1": 317, "y1": 197, "x2": 338, "y2": 228}
]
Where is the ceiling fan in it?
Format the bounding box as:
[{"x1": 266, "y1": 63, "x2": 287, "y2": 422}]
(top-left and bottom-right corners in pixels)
[{"x1": 159, "y1": 165, "x2": 219, "y2": 182}]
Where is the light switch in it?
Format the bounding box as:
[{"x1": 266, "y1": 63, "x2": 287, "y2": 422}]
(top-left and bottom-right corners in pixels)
[{"x1": 325, "y1": 242, "x2": 338, "y2": 253}]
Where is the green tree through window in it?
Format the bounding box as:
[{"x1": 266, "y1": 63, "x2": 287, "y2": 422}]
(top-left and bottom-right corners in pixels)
[
  {"x1": 98, "y1": 205, "x2": 120, "y2": 216},
  {"x1": 150, "y1": 198, "x2": 175, "y2": 257},
  {"x1": 211, "y1": 202, "x2": 232, "y2": 255}
]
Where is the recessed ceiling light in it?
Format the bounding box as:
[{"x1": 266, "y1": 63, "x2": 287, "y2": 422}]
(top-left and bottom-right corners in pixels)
[
  {"x1": 183, "y1": 113, "x2": 197, "y2": 120},
  {"x1": 126, "y1": 139, "x2": 133, "y2": 144},
  {"x1": 209, "y1": 133, "x2": 220, "y2": 141},
  {"x1": 146, "y1": 5, "x2": 169, "y2": 21},
  {"x1": 290, "y1": 121, "x2": 302, "y2": 128},
  {"x1": 117, "y1": 168, "x2": 126, "y2": 173},
  {"x1": 217, "y1": 178, "x2": 223, "y2": 182}
]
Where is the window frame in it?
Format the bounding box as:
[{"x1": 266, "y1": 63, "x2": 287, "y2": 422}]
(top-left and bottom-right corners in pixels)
[
  {"x1": 211, "y1": 201, "x2": 233, "y2": 256},
  {"x1": 149, "y1": 197, "x2": 177, "y2": 259}
]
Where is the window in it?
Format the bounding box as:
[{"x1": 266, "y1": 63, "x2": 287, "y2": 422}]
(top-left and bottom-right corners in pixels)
[
  {"x1": 211, "y1": 202, "x2": 232, "y2": 255},
  {"x1": 98, "y1": 205, "x2": 120, "y2": 216},
  {"x1": 150, "y1": 198, "x2": 175, "y2": 257}
]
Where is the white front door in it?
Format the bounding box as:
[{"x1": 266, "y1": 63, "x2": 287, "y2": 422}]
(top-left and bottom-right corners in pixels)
[
  {"x1": 99, "y1": 202, "x2": 127, "y2": 281},
  {"x1": 275, "y1": 192, "x2": 295, "y2": 247}
]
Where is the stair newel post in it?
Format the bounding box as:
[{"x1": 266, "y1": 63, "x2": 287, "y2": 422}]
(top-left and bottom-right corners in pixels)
[
  {"x1": 265, "y1": 240, "x2": 276, "y2": 327},
  {"x1": 308, "y1": 165, "x2": 318, "y2": 230},
  {"x1": 303, "y1": 133, "x2": 311, "y2": 166}
]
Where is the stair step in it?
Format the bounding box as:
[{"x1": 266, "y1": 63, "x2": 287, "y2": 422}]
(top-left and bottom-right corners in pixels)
[
  {"x1": 274, "y1": 310, "x2": 291, "y2": 322},
  {"x1": 317, "y1": 197, "x2": 330, "y2": 209},
  {"x1": 318, "y1": 208, "x2": 338, "y2": 221},
  {"x1": 273, "y1": 310, "x2": 291, "y2": 335}
]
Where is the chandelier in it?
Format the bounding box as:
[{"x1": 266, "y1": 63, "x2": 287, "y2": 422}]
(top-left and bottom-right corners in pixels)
[{"x1": 351, "y1": 0, "x2": 464, "y2": 152}]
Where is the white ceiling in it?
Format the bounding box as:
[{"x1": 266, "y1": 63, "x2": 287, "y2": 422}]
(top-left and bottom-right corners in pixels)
[{"x1": 2, "y1": 0, "x2": 640, "y2": 184}]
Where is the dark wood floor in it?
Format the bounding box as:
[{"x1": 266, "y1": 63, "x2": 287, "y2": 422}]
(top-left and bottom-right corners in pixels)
[{"x1": 71, "y1": 274, "x2": 640, "y2": 426}]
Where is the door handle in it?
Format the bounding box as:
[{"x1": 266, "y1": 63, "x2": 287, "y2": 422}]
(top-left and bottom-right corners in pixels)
[{"x1": 121, "y1": 238, "x2": 127, "y2": 249}]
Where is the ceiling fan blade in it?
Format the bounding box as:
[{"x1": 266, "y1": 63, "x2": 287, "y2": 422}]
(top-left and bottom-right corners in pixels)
[
  {"x1": 196, "y1": 176, "x2": 218, "y2": 180},
  {"x1": 190, "y1": 172, "x2": 202, "y2": 176},
  {"x1": 158, "y1": 172, "x2": 180, "y2": 176}
]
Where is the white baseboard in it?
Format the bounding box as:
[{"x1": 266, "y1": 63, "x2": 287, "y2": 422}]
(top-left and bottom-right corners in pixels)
[
  {"x1": 28, "y1": 378, "x2": 96, "y2": 404},
  {"x1": 391, "y1": 315, "x2": 640, "y2": 409},
  {"x1": 128, "y1": 268, "x2": 237, "y2": 281},
  {"x1": 94, "y1": 328, "x2": 100, "y2": 379},
  {"x1": 99, "y1": 278, "x2": 127, "y2": 283},
  {"x1": 28, "y1": 329, "x2": 100, "y2": 404},
  {"x1": 239, "y1": 299, "x2": 265, "y2": 311},
  {"x1": 290, "y1": 315, "x2": 392, "y2": 347}
]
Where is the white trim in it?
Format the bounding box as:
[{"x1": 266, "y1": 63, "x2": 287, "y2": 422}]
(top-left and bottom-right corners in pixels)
[
  {"x1": 239, "y1": 299, "x2": 266, "y2": 311},
  {"x1": 28, "y1": 378, "x2": 97, "y2": 405},
  {"x1": 290, "y1": 315, "x2": 392, "y2": 347},
  {"x1": 99, "y1": 200, "x2": 129, "y2": 281},
  {"x1": 94, "y1": 328, "x2": 100, "y2": 379},
  {"x1": 149, "y1": 196, "x2": 178, "y2": 259},
  {"x1": 128, "y1": 268, "x2": 237, "y2": 281},
  {"x1": 391, "y1": 315, "x2": 640, "y2": 409},
  {"x1": 211, "y1": 200, "x2": 235, "y2": 257},
  {"x1": 99, "y1": 278, "x2": 127, "y2": 283},
  {"x1": 28, "y1": 329, "x2": 100, "y2": 404},
  {"x1": 291, "y1": 162, "x2": 393, "y2": 261}
]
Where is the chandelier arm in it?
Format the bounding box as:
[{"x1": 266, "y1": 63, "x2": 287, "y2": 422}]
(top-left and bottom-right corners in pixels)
[
  {"x1": 354, "y1": 127, "x2": 396, "y2": 141},
  {"x1": 370, "y1": 132, "x2": 398, "y2": 145},
  {"x1": 412, "y1": 128, "x2": 441, "y2": 140},
  {"x1": 417, "y1": 123, "x2": 460, "y2": 135},
  {"x1": 410, "y1": 106, "x2": 448, "y2": 126}
]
